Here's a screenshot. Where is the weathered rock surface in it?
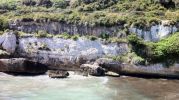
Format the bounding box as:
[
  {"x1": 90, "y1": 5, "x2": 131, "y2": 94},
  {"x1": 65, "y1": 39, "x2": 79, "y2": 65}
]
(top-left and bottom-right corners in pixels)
[
  {"x1": 0, "y1": 32, "x2": 17, "y2": 54},
  {"x1": 0, "y1": 58, "x2": 48, "y2": 74},
  {"x1": 119, "y1": 64, "x2": 179, "y2": 79},
  {"x1": 129, "y1": 20, "x2": 178, "y2": 41},
  {"x1": 17, "y1": 37, "x2": 128, "y2": 70},
  {"x1": 80, "y1": 64, "x2": 106, "y2": 76},
  {"x1": 91, "y1": 58, "x2": 179, "y2": 79},
  {"x1": 48, "y1": 70, "x2": 69, "y2": 78},
  {"x1": 9, "y1": 20, "x2": 179, "y2": 41},
  {"x1": 10, "y1": 20, "x2": 120, "y2": 37}
]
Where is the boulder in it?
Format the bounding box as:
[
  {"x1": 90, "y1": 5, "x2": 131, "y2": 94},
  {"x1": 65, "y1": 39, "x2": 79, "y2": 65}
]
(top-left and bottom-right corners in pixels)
[
  {"x1": 95, "y1": 58, "x2": 121, "y2": 74},
  {"x1": 1, "y1": 32, "x2": 17, "y2": 54},
  {"x1": 0, "y1": 58, "x2": 48, "y2": 74},
  {"x1": 48, "y1": 70, "x2": 69, "y2": 78},
  {"x1": 80, "y1": 64, "x2": 106, "y2": 76}
]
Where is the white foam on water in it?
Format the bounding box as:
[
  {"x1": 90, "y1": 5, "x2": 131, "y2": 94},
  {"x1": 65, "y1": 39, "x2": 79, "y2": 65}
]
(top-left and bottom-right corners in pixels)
[{"x1": 100, "y1": 77, "x2": 109, "y2": 84}]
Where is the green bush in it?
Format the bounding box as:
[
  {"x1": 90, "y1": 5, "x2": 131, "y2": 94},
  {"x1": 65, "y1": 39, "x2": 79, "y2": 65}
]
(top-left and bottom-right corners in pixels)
[
  {"x1": 0, "y1": 1, "x2": 17, "y2": 10},
  {"x1": 100, "y1": 32, "x2": 109, "y2": 40},
  {"x1": 107, "y1": 37, "x2": 127, "y2": 43},
  {"x1": 0, "y1": 49, "x2": 10, "y2": 57},
  {"x1": 35, "y1": 30, "x2": 53, "y2": 38},
  {"x1": 127, "y1": 32, "x2": 179, "y2": 64},
  {"x1": 71, "y1": 34, "x2": 79, "y2": 41},
  {"x1": 89, "y1": 36, "x2": 98, "y2": 41},
  {"x1": 52, "y1": 0, "x2": 69, "y2": 9},
  {"x1": 0, "y1": 17, "x2": 8, "y2": 31},
  {"x1": 55, "y1": 32, "x2": 71, "y2": 39}
]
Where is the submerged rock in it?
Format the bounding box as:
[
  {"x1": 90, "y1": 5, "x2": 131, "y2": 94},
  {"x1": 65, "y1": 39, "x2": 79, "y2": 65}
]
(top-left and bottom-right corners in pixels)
[
  {"x1": 48, "y1": 70, "x2": 69, "y2": 78},
  {"x1": 0, "y1": 58, "x2": 48, "y2": 74}
]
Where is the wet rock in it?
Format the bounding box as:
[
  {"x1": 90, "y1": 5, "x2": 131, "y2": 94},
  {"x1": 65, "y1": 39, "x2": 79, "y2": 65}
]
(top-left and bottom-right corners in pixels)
[
  {"x1": 48, "y1": 70, "x2": 69, "y2": 78},
  {"x1": 0, "y1": 58, "x2": 48, "y2": 74},
  {"x1": 1, "y1": 32, "x2": 17, "y2": 54},
  {"x1": 95, "y1": 58, "x2": 121, "y2": 74},
  {"x1": 80, "y1": 64, "x2": 105, "y2": 76}
]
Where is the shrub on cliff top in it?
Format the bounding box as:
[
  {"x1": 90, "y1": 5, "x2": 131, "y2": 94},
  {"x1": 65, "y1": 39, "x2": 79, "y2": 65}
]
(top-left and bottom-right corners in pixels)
[
  {"x1": 52, "y1": 0, "x2": 69, "y2": 9},
  {"x1": 71, "y1": 34, "x2": 79, "y2": 41},
  {"x1": 35, "y1": 30, "x2": 53, "y2": 38},
  {"x1": 54, "y1": 32, "x2": 71, "y2": 39},
  {"x1": 0, "y1": 49, "x2": 10, "y2": 58},
  {"x1": 0, "y1": 17, "x2": 8, "y2": 31},
  {"x1": 0, "y1": 0, "x2": 17, "y2": 10},
  {"x1": 89, "y1": 36, "x2": 98, "y2": 41}
]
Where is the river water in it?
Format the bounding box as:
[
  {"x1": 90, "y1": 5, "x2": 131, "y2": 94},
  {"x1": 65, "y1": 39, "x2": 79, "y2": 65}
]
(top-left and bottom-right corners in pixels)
[{"x1": 0, "y1": 72, "x2": 179, "y2": 100}]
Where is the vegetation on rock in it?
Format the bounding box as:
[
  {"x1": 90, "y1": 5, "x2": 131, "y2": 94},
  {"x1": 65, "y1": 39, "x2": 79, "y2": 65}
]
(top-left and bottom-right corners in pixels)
[
  {"x1": 0, "y1": 0, "x2": 178, "y2": 28},
  {"x1": 0, "y1": 0, "x2": 178, "y2": 65},
  {"x1": 127, "y1": 32, "x2": 179, "y2": 65}
]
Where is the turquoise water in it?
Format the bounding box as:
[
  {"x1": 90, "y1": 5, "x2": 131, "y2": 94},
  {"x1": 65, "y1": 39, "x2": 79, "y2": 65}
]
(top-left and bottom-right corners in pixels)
[{"x1": 0, "y1": 72, "x2": 179, "y2": 100}]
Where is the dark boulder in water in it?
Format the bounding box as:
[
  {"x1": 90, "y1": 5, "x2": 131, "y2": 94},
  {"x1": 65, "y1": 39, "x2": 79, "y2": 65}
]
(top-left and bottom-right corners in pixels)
[
  {"x1": 48, "y1": 70, "x2": 69, "y2": 78},
  {"x1": 95, "y1": 58, "x2": 121, "y2": 74},
  {"x1": 0, "y1": 58, "x2": 48, "y2": 74},
  {"x1": 80, "y1": 64, "x2": 106, "y2": 76}
]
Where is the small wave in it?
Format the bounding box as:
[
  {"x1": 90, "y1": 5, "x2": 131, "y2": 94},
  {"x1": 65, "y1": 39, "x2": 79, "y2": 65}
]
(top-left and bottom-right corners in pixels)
[{"x1": 100, "y1": 77, "x2": 109, "y2": 84}]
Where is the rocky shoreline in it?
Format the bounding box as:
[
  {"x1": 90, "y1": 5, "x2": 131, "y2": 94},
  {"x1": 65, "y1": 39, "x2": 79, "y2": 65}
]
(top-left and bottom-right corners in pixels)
[{"x1": 0, "y1": 31, "x2": 179, "y2": 79}]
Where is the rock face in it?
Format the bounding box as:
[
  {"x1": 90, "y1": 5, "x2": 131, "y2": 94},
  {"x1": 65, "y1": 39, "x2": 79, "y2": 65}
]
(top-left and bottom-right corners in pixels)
[
  {"x1": 17, "y1": 37, "x2": 128, "y2": 70},
  {"x1": 0, "y1": 58, "x2": 48, "y2": 74},
  {"x1": 9, "y1": 20, "x2": 179, "y2": 41},
  {"x1": 129, "y1": 20, "x2": 178, "y2": 41},
  {"x1": 89, "y1": 58, "x2": 179, "y2": 79},
  {"x1": 119, "y1": 64, "x2": 179, "y2": 79},
  {"x1": 48, "y1": 70, "x2": 69, "y2": 78},
  {"x1": 10, "y1": 20, "x2": 120, "y2": 36},
  {"x1": 0, "y1": 32, "x2": 17, "y2": 54},
  {"x1": 80, "y1": 64, "x2": 105, "y2": 76}
]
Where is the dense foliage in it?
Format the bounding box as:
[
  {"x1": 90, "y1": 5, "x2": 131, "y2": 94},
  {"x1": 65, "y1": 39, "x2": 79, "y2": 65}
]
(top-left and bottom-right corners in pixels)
[
  {"x1": 128, "y1": 32, "x2": 179, "y2": 65},
  {"x1": 0, "y1": 0, "x2": 178, "y2": 28}
]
